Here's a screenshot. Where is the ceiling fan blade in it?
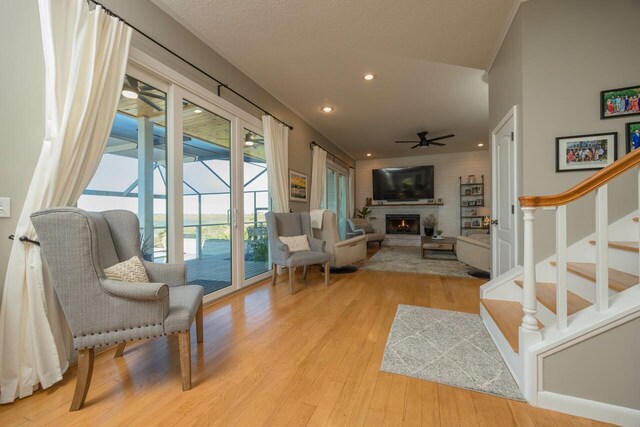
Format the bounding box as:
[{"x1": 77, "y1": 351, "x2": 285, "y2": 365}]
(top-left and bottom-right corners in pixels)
[
  {"x1": 138, "y1": 95, "x2": 162, "y2": 111},
  {"x1": 429, "y1": 142, "x2": 446, "y2": 146},
  {"x1": 427, "y1": 134, "x2": 455, "y2": 142},
  {"x1": 410, "y1": 143, "x2": 422, "y2": 149},
  {"x1": 139, "y1": 91, "x2": 166, "y2": 100},
  {"x1": 395, "y1": 141, "x2": 420, "y2": 143}
]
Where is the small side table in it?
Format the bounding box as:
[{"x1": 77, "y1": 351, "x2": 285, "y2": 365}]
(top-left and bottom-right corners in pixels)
[{"x1": 421, "y1": 236, "x2": 457, "y2": 259}]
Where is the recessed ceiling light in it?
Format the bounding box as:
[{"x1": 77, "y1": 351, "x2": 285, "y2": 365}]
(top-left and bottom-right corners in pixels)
[
  {"x1": 363, "y1": 73, "x2": 375, "y2": 81},
  {"x1": 193, "y1": 108, "x2": 203, "y2": 114},
  {"x1": 121, "y1": 89, "x2": 138, "y2": 100},
  {"x1": 477, "y1": 143, "x2": 484, "y2": 147},
  {"x1": 321, "y1": 106, "x2": 334, "y2": 113},
  {"x1": 245, "y1": 140, "x2": 255, "y2": 146},
  {"x1": 366, "y1": 153, "x2": 372, "y2": 157}
]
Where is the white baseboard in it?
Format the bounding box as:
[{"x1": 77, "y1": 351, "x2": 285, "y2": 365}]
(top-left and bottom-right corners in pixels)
[{"x1": 537, "y1": 391, "x2": 640, "y2": 427}]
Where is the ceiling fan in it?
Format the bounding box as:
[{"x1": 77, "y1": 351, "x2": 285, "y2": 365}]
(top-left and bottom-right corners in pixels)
[
  {"x1": 122, "y1": 76, "x2": 166, "y2": 111},
  {"x1": 395, "y1": 131, "x2": 455, "y2": 149}
]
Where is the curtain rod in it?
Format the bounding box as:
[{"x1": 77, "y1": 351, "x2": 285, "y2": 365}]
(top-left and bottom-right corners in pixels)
[
  {"x1": 310, "y1": 141, "x2": 351, "y2": 169},
  {"x1": 87, "y1": 0, "x2": 294, "y2": 130}
]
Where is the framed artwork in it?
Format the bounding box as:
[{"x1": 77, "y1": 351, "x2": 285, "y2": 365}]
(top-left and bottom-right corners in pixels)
[
  {"x1": 289, "y1": 170, "x2": 308, "y2": 202},
  {"x1": 462, "y1": 200, "x2": 468, "y2": 206},
  {"x1": 601, "y1": 85, "x2": 640, "y2": 119},
  {"x1": 471, "y1": 218, "x2": 482, "y2": 228},
  {"x1": 464, "y1": 189, "x2": 471, "y2": 195},
  {"x1": 464, "y1": 222, "x2": 471, "y2": 228},
  {"x1": 556, "y1": 132, "x2": 617, "y2": 172},
  {"x1": 625, "y1": 121, "x2": 640, "y2": 154},
  {"x1": 476, "y1": 198, "x2": 484, "y2": 206},
  {"x1": 468, "y1": 200, "x2": 476, "y2": 206}
]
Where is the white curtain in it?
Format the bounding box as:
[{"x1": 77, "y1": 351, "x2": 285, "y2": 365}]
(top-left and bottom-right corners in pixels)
[
  {"x1": 348, "y1": 167, "x2": 355, "y2": 218},
  {"x1": 0, "y1": 0, "x2": 131, "y2": 403},
  {"x1": 309, "y1": 145, "x2": 327, "y2": 210},
  {"x1": 262, "y1": 115, "x2": 289, "y2": 213}
]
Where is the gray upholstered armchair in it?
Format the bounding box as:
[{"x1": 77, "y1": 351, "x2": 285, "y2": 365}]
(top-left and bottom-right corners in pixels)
[
  {"x1": 265, "y1": 212, "x2": 330, "y2": 294},
  {"x1": 31, "y1": 208, "x2": 204, "y2": 411}
]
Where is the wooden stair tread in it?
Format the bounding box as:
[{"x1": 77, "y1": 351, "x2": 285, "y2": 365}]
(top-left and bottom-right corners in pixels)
[
  {"x1": 514, "y1": 280, "x2": 591, "y2": 315},
  {"x1": 588, "y1": 240, "x2": 639, "y2": 253},
  {"x1": 551, "y1": 261, "x2": 638, "y2": 293},
  {"x1": 480, "y1": 299, "x2": 543, "y2": 353}
]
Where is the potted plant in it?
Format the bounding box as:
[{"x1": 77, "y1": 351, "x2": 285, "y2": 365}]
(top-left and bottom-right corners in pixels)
[
  {"x1": 356, "y1": 206, "x2": 372, "y2": 219},
  {"x1": 422, "y1": 214, "x2": 437, "y2": 237},
  {"x1": 433, "y1": 228, "x2": 444, "y2": 240}
]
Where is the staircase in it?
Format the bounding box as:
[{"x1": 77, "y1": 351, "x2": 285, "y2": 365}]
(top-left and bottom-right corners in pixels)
[{"x1": 480, "y1": 150, "x2": 640, "y2": 426}]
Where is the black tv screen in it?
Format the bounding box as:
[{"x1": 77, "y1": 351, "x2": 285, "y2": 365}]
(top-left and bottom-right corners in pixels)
[{"x1": 372, "y1": 166, "x2": 434, "y2": 201}]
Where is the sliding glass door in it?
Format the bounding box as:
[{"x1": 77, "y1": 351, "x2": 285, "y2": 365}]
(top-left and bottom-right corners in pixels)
[{"x1": 79, "y1": 60, "x2": 271, "y2": 302}]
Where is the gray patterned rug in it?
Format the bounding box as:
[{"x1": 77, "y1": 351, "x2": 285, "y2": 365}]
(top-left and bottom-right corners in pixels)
[
  {"x1": 381, "y1": 305, "x2": 524, "y2": 401},
  {"x1": 361, "y1": 246, "x2": 473, "y2": 277}
]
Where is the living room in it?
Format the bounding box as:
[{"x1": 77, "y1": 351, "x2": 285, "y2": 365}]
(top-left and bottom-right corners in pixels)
[{"x1": 1, "y1": 0, "x2": 639, "y2": 426}]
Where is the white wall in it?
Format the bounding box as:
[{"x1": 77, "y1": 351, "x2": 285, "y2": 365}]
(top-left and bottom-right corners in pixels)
[{"x1": 355, "y1": 151, "x2": 490, "y2": 238}]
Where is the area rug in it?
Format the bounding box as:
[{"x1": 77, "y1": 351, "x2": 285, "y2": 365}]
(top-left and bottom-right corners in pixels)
[
  {"x1": 361, "y1": 246, "x2": 473, "y2": 277},
  {"x1": 381, "y1": 305, "x2": 524, "y2": 401}
]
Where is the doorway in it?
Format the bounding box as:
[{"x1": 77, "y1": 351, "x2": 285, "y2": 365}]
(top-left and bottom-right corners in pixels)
[{"x1": 491, "y1": 106, "x2": 520, "y2": 277}]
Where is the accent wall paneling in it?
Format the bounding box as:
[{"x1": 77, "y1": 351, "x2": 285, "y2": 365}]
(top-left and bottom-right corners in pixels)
[{"x1": 355, "y1": 151, "x2": 490, "y2": 238}]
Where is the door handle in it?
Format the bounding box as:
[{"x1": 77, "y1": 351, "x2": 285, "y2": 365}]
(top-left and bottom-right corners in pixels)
[{"x1": 491, "y1": 219, "x2": 498, "y2": 225}]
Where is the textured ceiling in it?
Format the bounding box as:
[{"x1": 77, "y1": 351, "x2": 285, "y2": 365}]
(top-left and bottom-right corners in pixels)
[{"x1": 153, "y1": 0, "x2": 516, "y2": 159}]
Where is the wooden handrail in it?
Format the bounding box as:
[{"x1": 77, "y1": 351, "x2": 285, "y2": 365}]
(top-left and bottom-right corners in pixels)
[{"x1": 519, "y1": 149, "x2": 640, "y2": 208}]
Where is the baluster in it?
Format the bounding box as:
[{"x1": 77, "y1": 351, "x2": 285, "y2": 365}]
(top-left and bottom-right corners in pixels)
[
  {"x1": 522, "y1": 207, "x2": 539, "y2": 331},
  {"x1": 595, "y1": 185, "x2": 609, "y2": 311},
  {"x1": 556, "y1": 205, "x2": 568, "y2": 329}
]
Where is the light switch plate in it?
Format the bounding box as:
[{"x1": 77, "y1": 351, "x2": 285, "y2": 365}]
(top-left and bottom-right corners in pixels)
[{"x1": 0, "y1": 198, "x2": 10, "y2": 218}]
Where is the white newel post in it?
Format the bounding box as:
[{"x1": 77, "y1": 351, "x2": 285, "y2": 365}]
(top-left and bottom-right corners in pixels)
[
  {"x1": 521, "y1": 206, "x2": 543, "y2": 403},
  {"x1": 595, "y1": 185, "x2": 609, "y2": 312},
  {"x1": 521, "y1": 207, "x2": 539, "y2": 331}
]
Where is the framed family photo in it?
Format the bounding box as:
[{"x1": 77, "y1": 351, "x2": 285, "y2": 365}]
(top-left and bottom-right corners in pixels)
[
  {"x1": 601, "y1": 85, "x2": 640, "y2": 119},
  {"x1": 289, "y1": 170, "x2": 308, "y2": 202},
  {"x1": 625, "y1": 122, "x2": 640, "y2": 154},
  {"x1": 556, "y1": 132, "x2": 617, "y2": 172}
]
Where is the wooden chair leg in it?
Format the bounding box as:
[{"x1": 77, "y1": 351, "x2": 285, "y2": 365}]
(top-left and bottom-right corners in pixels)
[
  {"x1": 114, "y1": 343, "x2": 126, "y2": 358},
  {"x1": 178, "y1": 331, "x2": 192, "y2": 391},
  {"x1": 289, "y1": 266, "x2": 296, "y2": 294},
  {"x1": 303, "y1": 265, "x2": 308, "y2": 280},
  {"x1": 70, "y1": 348, "x2": 94, "y2": 411},
  {"x1": 324, "y1": 261, "x2": 330, "y2": 287},
  {"x1": 196, "y1": 301, "x2": 204, "y2": 344},
  {"x1": 271, "y1": 263, "x2": 277, "y2": 286}
]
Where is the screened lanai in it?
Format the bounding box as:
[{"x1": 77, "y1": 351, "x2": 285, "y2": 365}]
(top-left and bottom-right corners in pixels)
[{"x1": 78, "y1": 77, "x2": 270, "y2": 295}]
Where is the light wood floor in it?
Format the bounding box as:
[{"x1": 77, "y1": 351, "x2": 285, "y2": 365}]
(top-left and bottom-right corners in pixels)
[{"x1": 0, "y1": 249, "x2": 611, "y2": 426}]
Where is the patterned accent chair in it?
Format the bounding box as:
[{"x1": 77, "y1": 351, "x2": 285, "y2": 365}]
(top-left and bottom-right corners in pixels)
[
  {"x1": 265, "y1": 212, "x2": 330, "y2": 294},
  {"x1": 31, "y1": 208, "x2": 204, "y2": 411}
]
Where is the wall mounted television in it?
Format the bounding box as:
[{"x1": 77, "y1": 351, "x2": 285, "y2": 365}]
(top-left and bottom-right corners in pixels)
[{"x1": 372, "y1": 166, "x2": 434, "y2": 201}]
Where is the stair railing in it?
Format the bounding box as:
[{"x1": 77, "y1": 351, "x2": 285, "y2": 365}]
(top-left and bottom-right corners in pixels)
[{"x1": 519, "y1": 148, "x2": 640, "y2": 331}]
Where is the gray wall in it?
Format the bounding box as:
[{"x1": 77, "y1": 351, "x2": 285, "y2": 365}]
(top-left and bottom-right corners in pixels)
[
  {"x1": 520, "y1": 0, "x2": 640, "y2": 261},
  {"x1": 0, "y1": 0, "x2": 353, "y2": 289},
  {"x1": 490, "y1": 0, "x2": 640, "y2": 262},
  {"x1": 489, "y1": 0, "x2": 640, "y2": 409},
  {"x1": 0, "y1": 1, "x2": 45, "y2": 287},
  {"x1": 543, "y1": 316, "x2": 640, "y2": 410},
  {"x1": 488, "y1": 10, "x2": 524, "y2": 264}
]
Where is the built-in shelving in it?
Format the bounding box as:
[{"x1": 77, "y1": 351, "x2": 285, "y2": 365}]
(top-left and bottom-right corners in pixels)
[{"x1": 459, "y1": 175, "x2": 486, "y2": 236}]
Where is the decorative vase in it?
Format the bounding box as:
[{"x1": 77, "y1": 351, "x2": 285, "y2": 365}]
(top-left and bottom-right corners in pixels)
[
  {"x1": 467, "y1": 175, "x2": 476, "y2": 184},
  {"x1": 424, "y1": 227, "x2": 434, "y2": 237}
]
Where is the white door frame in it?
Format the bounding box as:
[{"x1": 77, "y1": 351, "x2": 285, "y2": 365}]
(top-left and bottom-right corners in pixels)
[{"x1": 491, "y1": 105, "x2": 521, "y2": 276}]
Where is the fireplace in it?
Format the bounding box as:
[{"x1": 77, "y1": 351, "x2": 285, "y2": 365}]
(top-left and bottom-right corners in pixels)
[{"x1": 386, "y1": 214, "x2": 420, "y2": 235}]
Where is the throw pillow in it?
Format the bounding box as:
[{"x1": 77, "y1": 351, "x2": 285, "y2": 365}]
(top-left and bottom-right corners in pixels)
[
  {"x1": 353, "y1": 218, "x2": 375, "y2": 233},
  {"x1": 104, "y1": 256, "x2": 150, "y2": 283},
  {"x1": 361, "y1": 223, "x2": 375, "y2": 233},
  {"x1": 279, "y1": 235, "x2": 310, "y2": 252}
]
